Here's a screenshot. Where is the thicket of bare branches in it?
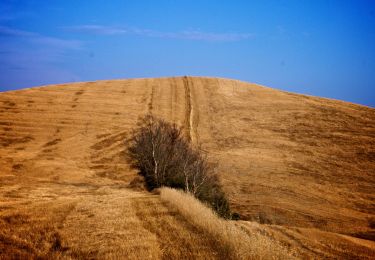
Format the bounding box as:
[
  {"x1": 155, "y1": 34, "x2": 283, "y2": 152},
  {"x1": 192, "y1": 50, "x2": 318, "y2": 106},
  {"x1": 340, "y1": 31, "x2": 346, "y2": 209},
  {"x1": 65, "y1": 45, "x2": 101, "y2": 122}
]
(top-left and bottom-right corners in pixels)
[{"x1": 126, "y1": 114, "x2": 231, "y2": 218}]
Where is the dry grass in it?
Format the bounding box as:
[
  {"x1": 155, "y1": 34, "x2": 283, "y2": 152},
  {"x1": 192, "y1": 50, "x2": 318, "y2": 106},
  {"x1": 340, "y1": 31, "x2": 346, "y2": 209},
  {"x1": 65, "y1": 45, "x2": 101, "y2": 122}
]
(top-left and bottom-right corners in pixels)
[
  {"x1": 160, "y1": 187, "x2": 294, "y2": 259},
  {"x1": 0, "y1": 185, "x2": 223, "y2": 259},
  {"x1": 0, "y1": 76, "x2": 374, "y2": 258},
  {"x1": 239, "y1": 222, "x2": 375, "y2": 259},
  {"x1": 0, "y1": 198, "x2": 78, "y2": 259}
]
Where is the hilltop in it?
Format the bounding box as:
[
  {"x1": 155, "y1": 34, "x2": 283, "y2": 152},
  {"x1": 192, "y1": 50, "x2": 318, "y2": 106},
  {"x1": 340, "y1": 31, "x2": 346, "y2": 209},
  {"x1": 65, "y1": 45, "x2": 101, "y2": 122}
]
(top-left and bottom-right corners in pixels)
[{"x1": 0, "y1": 76, "x2": 374, "y2": 258}]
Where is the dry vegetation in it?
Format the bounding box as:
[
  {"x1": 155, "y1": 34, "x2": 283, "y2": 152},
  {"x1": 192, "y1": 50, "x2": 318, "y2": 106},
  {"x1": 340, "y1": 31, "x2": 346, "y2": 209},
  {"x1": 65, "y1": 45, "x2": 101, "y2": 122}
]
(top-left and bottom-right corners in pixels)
[
  {"x1": 0, "y1": 76, "x2": 374, "y2": 258},
  {"x1": 160, "y1": 187, "x2": 294, "y2": 259},
  {"x1": 127, "y1": 114, "x2": 231, "y2": 218}
]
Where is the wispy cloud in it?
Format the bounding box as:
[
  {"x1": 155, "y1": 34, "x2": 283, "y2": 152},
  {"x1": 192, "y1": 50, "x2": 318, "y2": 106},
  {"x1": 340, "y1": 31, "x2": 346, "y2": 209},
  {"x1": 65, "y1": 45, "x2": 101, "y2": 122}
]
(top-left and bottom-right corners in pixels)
[
  {"x1": 65, "y1": 25, "x2": 253, "y2": 42},
  {"x1": 0, "y1": 26, "x2": 83, "y2": 88},
  {"x1": 0, "y1": 25, "x2": 83, "y2": 49},
  {"x1": 65, "y1": 25, "x2": 128, "y2": 35},
  {"x1": 0, "y1": 26, "x2": 35, "y2": 37},
  {"x1": 0, "y1": 11, "x2": 36, "y2": 22}
]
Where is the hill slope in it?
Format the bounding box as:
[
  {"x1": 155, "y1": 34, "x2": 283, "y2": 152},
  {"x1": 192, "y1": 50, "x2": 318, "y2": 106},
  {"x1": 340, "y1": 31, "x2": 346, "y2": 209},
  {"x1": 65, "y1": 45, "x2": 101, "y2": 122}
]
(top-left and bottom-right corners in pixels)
[{"x1": 0, "y1": 76, "x2": 374, "y2": 258}]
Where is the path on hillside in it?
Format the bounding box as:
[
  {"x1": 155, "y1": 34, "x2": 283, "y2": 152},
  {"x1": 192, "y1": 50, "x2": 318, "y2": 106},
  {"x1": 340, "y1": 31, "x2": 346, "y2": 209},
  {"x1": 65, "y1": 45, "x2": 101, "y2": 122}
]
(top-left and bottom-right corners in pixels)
[
  {"x1": 0, "y1": 181, "x2": 221, "y2": 259},
  {"x1": 0, "y1": 77, "x2": 374, "y2": 259},
  {"x1": 58, "y1": 185, "x2": 220, "y2": 259}
]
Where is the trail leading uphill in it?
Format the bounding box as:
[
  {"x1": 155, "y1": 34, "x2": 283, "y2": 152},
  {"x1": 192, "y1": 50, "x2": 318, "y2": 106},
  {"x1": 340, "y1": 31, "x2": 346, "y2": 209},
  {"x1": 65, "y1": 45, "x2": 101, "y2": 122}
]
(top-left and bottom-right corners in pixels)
[{"x1": 0, "y1": 76, "x2": 374, "y2": 258}]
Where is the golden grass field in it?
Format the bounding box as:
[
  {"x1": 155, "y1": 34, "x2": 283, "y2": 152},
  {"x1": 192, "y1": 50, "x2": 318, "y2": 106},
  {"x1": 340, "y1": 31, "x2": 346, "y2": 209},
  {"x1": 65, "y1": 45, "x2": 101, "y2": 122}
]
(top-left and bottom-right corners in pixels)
[{"x1": 0, "y1": 76, "x2": 374, "y2": 259}]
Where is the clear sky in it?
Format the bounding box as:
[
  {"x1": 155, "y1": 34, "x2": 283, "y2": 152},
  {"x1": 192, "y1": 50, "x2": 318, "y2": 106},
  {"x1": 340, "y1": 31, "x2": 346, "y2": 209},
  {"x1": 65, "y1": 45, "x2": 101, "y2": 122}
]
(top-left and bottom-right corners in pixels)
[{"x1": 0, "y1": 1, "x2": 374, "y2": 107}]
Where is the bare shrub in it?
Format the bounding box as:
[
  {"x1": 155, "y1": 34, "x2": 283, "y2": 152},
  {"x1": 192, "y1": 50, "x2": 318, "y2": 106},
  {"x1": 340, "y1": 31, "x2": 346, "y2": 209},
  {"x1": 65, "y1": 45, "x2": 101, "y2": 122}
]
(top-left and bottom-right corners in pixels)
[{"x1": 126, "y1": 114, "x2": 231, "y2": 218}]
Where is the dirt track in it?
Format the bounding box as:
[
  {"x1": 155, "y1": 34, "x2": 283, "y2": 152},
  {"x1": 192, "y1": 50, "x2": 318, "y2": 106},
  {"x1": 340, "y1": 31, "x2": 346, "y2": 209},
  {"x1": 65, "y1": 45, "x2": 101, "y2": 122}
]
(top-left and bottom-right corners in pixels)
[{"x1": 0, "y1": 76, "x2": 374, "y2": 258}]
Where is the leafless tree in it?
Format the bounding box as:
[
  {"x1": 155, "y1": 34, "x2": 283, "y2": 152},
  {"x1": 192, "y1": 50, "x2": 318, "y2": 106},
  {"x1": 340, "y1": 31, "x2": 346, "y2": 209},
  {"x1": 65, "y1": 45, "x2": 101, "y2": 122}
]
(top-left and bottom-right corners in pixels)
[{"x1": 126, "y1": 114, "x2": 231, "y2": 218}]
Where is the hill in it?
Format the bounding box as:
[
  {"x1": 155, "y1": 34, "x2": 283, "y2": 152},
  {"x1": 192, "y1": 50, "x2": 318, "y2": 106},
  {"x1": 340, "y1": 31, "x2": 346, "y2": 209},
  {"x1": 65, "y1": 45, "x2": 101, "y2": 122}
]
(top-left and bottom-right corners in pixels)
[{"x1": 0, "y1": 76, "x2": 374, "y2": 258}]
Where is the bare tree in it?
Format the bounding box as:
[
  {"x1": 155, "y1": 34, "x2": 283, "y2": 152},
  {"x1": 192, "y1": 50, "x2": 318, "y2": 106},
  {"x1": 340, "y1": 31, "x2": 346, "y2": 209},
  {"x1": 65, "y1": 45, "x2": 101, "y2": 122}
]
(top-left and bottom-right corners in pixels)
[{"x1": 126, "y1": 114, "x2": 231, "y2": 218}]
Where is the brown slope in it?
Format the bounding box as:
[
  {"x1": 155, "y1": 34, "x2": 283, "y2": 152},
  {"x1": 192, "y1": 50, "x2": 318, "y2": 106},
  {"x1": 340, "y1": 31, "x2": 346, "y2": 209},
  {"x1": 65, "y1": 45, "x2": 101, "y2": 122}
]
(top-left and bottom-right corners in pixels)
[
  {"x1": 0, "y1": 76, "x2": 374, "y2": 258},
  {"x1": 0, "y1": 78, "x2": 223, "y2": 259}
]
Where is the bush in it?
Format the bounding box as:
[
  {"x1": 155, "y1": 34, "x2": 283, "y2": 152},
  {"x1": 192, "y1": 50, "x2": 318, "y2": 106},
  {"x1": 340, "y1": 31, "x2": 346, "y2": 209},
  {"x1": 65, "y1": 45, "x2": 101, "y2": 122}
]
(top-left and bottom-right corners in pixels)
[
  {"x1": 231, "y1": 212, "x2": 241, "y2": 221},
  {"x1": 126, "y1": 114, "x2": 231, "y2": 218}
]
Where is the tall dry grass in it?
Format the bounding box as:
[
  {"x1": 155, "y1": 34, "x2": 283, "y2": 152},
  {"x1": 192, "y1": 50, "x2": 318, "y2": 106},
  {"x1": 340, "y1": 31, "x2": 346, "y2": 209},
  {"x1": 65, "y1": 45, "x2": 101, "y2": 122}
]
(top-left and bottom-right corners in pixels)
[{"x1": 160, "y1": 187, "x2": 295, "y2": 260}]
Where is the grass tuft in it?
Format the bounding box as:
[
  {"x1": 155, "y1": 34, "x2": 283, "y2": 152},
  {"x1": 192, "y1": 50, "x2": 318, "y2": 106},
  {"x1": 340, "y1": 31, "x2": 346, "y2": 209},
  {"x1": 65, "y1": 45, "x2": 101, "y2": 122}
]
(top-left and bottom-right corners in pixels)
[{"x1": 160, "y1": 187, "x2": 294, "y2": 259}]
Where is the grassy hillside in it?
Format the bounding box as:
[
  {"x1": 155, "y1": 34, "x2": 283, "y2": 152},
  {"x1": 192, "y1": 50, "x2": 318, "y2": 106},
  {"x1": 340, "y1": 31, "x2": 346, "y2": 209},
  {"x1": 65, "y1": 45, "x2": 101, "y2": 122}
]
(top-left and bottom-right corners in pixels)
[{"x1": 0, "y1": 76, "x2": 374, "y2": 258}]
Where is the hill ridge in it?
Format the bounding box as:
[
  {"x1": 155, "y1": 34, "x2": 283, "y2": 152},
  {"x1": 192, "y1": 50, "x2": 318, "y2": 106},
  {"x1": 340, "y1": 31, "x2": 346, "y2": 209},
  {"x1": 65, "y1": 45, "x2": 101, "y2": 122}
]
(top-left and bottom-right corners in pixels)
[{"x1": 0, "y1": 76, "x2": 374, "y2": 258}]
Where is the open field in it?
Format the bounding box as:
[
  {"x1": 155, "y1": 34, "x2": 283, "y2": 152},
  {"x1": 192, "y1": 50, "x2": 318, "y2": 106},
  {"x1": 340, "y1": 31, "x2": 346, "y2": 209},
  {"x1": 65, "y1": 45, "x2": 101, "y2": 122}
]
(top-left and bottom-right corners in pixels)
[{"x1": 0, "y1": 76, "x2": 374, "y2": 258}]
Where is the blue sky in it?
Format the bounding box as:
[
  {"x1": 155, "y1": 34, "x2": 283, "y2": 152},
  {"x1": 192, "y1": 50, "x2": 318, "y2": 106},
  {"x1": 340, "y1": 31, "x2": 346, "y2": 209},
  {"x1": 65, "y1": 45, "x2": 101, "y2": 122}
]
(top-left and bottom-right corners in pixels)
[{"x1": 0, "y1": 0, "x2": 374, "y2": 107}]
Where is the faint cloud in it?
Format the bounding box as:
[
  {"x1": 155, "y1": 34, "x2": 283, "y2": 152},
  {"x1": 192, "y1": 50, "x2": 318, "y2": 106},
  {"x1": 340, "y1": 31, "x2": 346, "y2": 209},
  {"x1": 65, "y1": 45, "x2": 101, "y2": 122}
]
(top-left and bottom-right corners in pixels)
[
  {"x1": 0, "y1": 0, "x2": 37, "y2": 22},
  {"x1": 0, "y1": 25, "x2": 83, "y2": 89},
  {"x1": 136, "y1": 28, "x2": 252, "y2": 41},
  {"x1": 276, "y1": 25, "x2": 286, "y2": 35},
  {"x1": 0, "y1": 13, "x2": 20, "y2": 21},
  {"x1": 66, "y1": 25, "x2": 128, "y2": 35},
  {"x1": 302, "y1": 31, "x2": 311, "y2": 38},
  {"x1": 31, "y1": 36, "x2": 82, "y2": 50},
  {"x1": 6, "y1": 66, "x2": 27, "y2": 71},
  {"x1": 0, "y1": 11, "x2": 35, "y2": 22},
  {"x1": 64, "y1": 24, "x2": 253, "y2": 42},
  {"x1": 0, "y1": 25, "x2": 83, "y2": 49},
  {"x1": 0, "y1": 26, "x2": 35, "y2": 37}
]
